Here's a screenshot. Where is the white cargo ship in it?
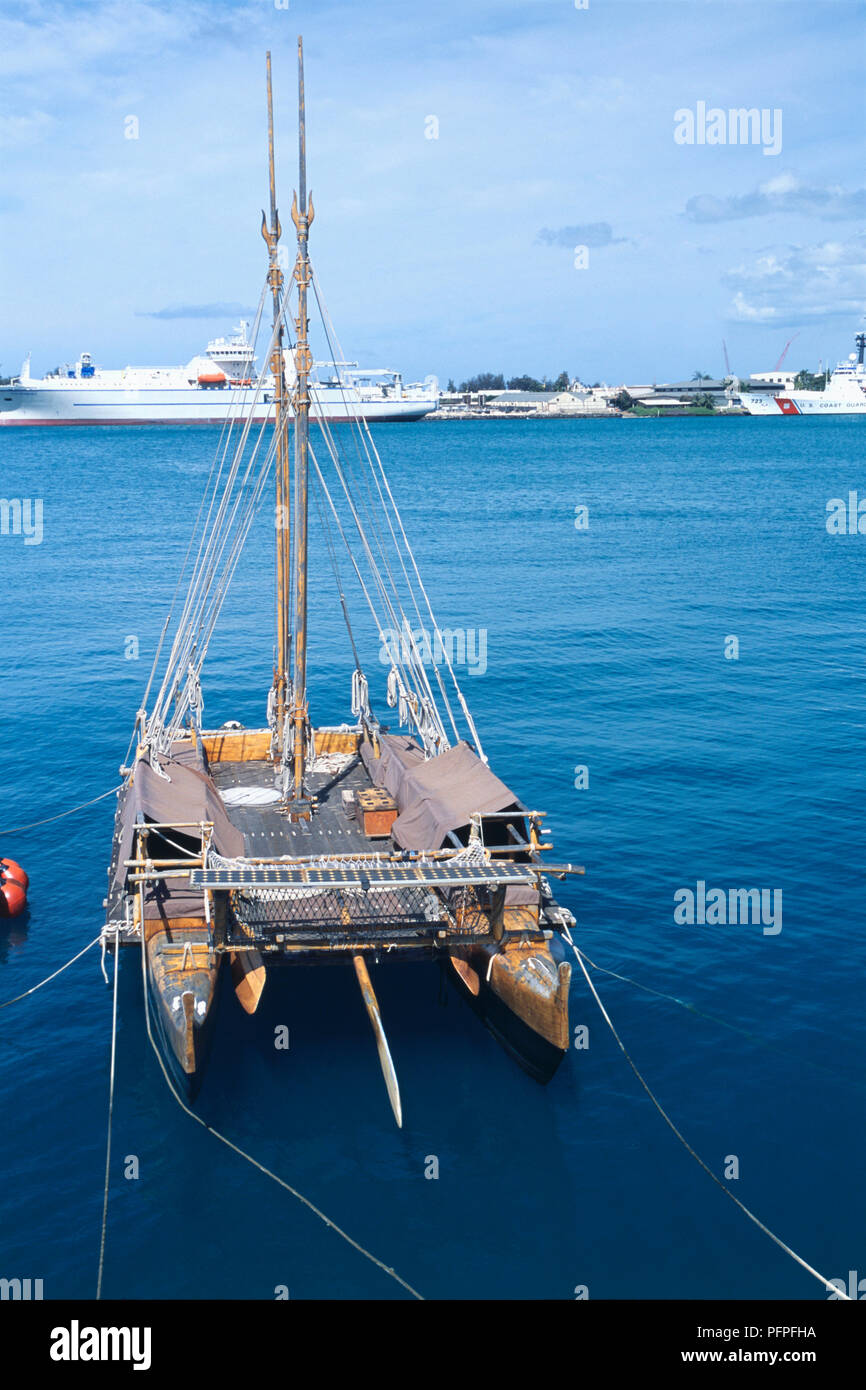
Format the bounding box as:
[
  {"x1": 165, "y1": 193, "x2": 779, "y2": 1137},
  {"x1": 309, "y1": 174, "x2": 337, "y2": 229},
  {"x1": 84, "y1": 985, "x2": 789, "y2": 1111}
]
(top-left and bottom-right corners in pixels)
[
  {"x1": 0, "y1": 322, "x2": 439, "y2": 425},
  {"x1": 743, "y1": 332, "x2": 866, "y2": 415}
]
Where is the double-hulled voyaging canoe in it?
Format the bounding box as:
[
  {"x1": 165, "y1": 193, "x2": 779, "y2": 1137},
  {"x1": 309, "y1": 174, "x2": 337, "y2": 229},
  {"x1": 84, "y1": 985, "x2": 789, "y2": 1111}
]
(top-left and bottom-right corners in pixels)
[{"x1": 104, "y1": 40, "x2": 581, "y2": 1116}]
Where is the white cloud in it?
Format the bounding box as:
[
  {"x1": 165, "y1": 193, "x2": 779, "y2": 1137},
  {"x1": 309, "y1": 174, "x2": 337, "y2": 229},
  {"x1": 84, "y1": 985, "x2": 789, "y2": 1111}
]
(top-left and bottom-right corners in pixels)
[
  {"x1": 730, "y1": 291, "x2": 778, "y2": 322},
  {"x1": 685, "y1": 172, "x2": 866, "y2": 224},
  {"x1": 0, "y1": 111, "x2": 53, "y2": 149},
  {"x1": 0, "y1": 1, "x2": 230, "y2": 81},
  {"x1": 724, "y1": 233, "x2": 866, "y2": 324}
]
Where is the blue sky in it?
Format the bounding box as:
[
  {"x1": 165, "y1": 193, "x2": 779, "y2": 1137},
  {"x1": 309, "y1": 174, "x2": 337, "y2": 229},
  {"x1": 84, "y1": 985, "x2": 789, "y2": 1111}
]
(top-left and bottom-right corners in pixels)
[{"x1": 1, "y1": 0, "x2": 864, "y2": 384}]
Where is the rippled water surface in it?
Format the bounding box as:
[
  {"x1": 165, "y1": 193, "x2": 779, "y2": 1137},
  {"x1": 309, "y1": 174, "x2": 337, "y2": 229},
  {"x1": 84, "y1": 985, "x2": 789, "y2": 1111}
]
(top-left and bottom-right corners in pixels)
[{"x1": 0, "y1": 416, "x2": 863, "y2": 1299}]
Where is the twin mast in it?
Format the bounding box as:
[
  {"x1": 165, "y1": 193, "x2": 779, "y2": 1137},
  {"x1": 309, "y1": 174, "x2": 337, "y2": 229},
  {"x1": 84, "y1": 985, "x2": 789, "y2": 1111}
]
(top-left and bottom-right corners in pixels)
[{"x1": 263, "y1": 40, "x2": 314, "y2": 810}]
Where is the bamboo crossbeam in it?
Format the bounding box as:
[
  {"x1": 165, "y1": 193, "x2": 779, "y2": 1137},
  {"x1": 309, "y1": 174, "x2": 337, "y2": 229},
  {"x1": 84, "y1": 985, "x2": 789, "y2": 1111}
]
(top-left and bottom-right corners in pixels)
[
  {"x1": 129, "y1": 871, "x2": 200, "y2": 882},
  {"x1": 134, "y1": 822, "x2": 213, "y2": 831},
  {"x1": 124, "y1": 858, "x2": 204, "y2": 869},
  {"x1": 124, "y1": 845, "x2": 578, "y2": 883},
  {"x1": 124, "y1": 838, "x2": 559, "y2": 865}
]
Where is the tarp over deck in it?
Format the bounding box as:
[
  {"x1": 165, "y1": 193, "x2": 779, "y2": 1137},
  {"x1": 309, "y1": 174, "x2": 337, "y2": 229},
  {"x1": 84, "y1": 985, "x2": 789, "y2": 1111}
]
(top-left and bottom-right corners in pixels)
[
  {"x1": 113, "y1": 742, "x2": 244, "y2": 918},
  {"x1": 361, "y1": 734, "x2": 522, "y2": 851}
]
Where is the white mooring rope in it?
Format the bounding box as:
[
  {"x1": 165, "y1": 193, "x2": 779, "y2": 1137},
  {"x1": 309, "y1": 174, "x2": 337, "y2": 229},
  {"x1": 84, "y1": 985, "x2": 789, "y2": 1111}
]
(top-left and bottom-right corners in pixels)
[
  {"x1": 0, "y1": 936, "x2": 101, "y2": 1011},
  {"x1": 576, "y1": 948, "x2": 851, "y2": 1084},
  {"x1": 569, "y1": 941, "x2": 851, "y2": 1299},
  {"x1": 96, "y1": 926, "x2": 120, "y2": 1299},
  {"x1": 0, "y1": 785, "x2": 123, "y2": 838},
  {"x1": 136, "y1": 888, "x2": 423, "y2": 1299}
]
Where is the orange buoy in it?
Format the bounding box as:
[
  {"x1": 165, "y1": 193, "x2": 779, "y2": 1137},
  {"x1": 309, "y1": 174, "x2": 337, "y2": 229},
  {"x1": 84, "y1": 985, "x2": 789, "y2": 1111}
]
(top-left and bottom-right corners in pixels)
[
  {"x1": 0, "y1": 859, "x2": 27, "y2": 918},
  {"x1": 0, "y1": 879, "x2": 27, "y2": 918},
  {"x1": 1, "y1": 858, "x2": 29, "y2": 891}
]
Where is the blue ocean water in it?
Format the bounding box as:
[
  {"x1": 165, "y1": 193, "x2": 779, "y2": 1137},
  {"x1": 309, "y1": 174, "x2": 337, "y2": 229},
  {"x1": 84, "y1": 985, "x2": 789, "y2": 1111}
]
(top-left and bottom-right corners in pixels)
[{"x1": 0, "y1": 416, "x2": 863, "y2": 1301}]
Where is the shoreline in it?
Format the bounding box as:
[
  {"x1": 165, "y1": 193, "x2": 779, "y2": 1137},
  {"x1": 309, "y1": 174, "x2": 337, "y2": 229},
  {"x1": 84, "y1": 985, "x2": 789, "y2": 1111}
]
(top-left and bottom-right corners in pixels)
[{"x1": 424, "y1": 407, "x2": 750, "y2": 421}]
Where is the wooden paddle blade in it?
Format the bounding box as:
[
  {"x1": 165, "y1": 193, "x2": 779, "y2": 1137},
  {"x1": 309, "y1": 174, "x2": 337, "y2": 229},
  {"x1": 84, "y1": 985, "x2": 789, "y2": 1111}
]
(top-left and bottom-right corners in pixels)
[
  {"x1": 449, "y1": 953, "x2": 480, "y2": 996},
  {"x1": 230, "y1": 949, "x2": 267, "y2": 1015},
  {"x1": 352, "y1": 954, "x2": 402, "y2": 1128}
]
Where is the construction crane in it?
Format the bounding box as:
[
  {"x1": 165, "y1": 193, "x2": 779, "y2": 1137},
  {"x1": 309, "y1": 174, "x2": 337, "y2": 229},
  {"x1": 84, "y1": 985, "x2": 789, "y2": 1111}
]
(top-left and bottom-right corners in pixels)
[
  {"x1": 774, "y1": 332, "x2": 800, "y2": 372},
  {"x1": 722, "y1": 339, "x2": 731, "y2": 377}
]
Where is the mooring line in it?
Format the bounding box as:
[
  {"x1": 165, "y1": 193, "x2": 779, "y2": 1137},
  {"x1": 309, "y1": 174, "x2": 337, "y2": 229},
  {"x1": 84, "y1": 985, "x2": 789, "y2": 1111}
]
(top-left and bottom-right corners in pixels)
[
  {"x1": 0, "y1": 784, "x2": 123, "y2": 838},
  {"x1": 96, "y1": 927, "x2": 120, "y2": 1300},
  {"x1": 578, "y1": 949, "x2": 849, "y2": 1083},
  {"x1": 0, "y1": 936, "x2": 101, "y2": 1010},
  {"x1": 136, "y1": 893, "x2": 424, "y2": 1300},
  {"x1": 570, "y1": 942, "x2": 850, "y2": 1299}
]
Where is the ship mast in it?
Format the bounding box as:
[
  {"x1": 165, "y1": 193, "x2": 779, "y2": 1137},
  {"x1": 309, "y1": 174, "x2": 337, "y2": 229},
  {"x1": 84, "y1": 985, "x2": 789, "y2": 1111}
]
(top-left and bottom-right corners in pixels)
[
  {"x1": 290, "y1": 35, "x2": 314, "y2": 806},
  {"x1": 262, "y1": 51, "x2": 291, "y2": 754}
]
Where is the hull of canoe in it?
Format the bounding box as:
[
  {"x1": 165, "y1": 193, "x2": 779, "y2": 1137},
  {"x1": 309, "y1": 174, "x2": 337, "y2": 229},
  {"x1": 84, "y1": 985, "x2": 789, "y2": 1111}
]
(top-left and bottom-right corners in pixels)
[
  {"x1": 446, "y1": 940, "x2": 571, "y2": 1083},
  {"x1": 144, "y1": 920, "x2": 221, "y2": 1100}
]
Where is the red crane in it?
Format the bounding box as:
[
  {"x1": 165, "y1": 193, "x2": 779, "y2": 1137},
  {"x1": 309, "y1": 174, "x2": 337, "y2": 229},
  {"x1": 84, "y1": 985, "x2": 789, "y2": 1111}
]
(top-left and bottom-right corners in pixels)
[{"x1": 774, "y1": 332, "x2": 800, "y2": 372}]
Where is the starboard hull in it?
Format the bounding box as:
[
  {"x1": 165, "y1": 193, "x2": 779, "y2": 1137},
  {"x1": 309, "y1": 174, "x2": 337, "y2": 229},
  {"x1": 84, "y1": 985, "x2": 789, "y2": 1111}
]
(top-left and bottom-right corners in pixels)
[{"x1": 446, "y1": 941, "x2": 571, "y2": 1083}]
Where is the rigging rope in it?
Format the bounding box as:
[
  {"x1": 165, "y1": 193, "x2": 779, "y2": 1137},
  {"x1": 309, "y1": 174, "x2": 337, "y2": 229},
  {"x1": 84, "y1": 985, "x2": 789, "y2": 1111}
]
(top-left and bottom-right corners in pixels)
[
  {"x1": 132, "y1": 253, "x2": 478, "y2": 767},
  {"x1": 307, "y1": 325, "x2": 450, "y2": 742},
  {"x1": 146, "y1": 285, "x2": 271, "y2": 733},
  {"x1": 570, "y1": 941, "x2": 850, "y2": 1299},
  {"x1": 311, "y1": 267, "x2": 483, "y2": 756},
  {"x1": 309, "y1": 437, "x2": 447, "y2": 750},
  {"x1": 148, "y1": 291, "x2": 283, "y2": 745},
  {"x1": 133, "y1": 252, "x2": 485, "y2": 775},
  {"x1": 137, "y1": 886, "x2": 423, "y2": 1300},
  {"x1": 156, "y1": 422, "x2": 278, "y2": 750},
  {"x1": 95, "y1": 927, "x2": 120, "y2": 1299},
  {"x1": 324, "y1": 391, "x2": 462, "y2": 746},
  {"x1": 309, "y1": 447, "x2": 438, "y2": 747},
  {"x1": 311, "y1": 467, "x2": 363, "y2": 675}
]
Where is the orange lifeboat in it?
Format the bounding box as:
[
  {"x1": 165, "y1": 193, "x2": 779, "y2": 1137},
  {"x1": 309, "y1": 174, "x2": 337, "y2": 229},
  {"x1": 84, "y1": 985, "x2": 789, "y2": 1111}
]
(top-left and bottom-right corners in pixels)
[{"x1": 197, "y1": 370, "x2": 227, "y2": 388}]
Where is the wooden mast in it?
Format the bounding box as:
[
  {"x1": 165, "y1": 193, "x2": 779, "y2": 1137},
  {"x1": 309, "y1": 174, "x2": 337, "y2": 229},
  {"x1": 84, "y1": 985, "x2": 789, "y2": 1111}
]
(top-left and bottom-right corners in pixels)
[
  {"x1": 290, "y1": 34, "x2": 314, "y2": 806},
  {"x1": 262, "y1": 51, "x2": 291, "y2": 754}
]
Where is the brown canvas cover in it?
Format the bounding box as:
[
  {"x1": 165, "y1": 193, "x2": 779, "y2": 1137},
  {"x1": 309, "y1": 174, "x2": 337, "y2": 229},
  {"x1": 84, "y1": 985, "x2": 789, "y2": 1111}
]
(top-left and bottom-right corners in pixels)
[
  {"x1": 362, "y1": 733, "x2": 522, "y2": 850},
  {"x1": 113, "y1": 741, "x2": 244, "y2": 916},
  {"x1": 360, "y1": 732, "x2": 426, "y2": 800}
]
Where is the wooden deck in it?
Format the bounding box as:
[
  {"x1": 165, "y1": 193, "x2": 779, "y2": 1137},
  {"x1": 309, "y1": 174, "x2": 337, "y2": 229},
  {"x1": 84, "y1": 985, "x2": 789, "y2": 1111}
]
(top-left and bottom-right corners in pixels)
[{"x1": 209, "y1": 754, "x2": 374, "y2": 858}]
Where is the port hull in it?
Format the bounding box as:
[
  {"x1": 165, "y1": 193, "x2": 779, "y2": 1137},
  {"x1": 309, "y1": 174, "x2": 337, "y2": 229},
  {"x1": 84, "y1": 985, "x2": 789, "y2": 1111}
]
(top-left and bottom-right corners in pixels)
[{"x1": 144, "y1": 919, "x2": 221, "y2": 1101}]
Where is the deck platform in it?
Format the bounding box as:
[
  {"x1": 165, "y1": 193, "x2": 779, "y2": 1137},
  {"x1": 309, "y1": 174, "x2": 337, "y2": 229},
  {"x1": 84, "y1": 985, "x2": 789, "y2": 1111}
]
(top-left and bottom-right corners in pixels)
[{"x1": 209, "y1": 755, "x2": 373, "y2": 857}]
